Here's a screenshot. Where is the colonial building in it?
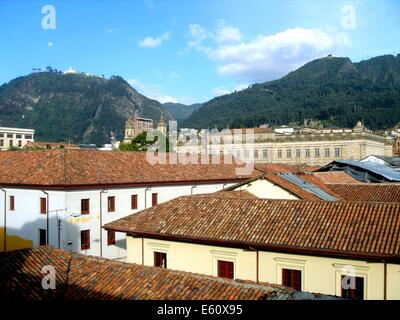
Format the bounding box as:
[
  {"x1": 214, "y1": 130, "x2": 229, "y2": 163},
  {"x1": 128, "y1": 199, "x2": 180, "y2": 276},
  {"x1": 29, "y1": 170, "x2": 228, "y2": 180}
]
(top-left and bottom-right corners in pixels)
[
  {"x1": 105, "y1": 195, "x2": 400, "y2": 300},
  {"x1": 176, "y1": 122, "x2": 393, "y2": 166},
  {"x1": 123, "y1": 117, "x2": 153, "y2": 142},
  {"x1": 0, "y1": 127, "x2": 34, "y2": 151},
  {"x1": 0, "y1": 149, "x2": 253, "y2": 259},
  {"x1": 0, "y1": 246, "x2": 337, "y2": 300},
  {"x1": 157, "y1": 116, "x2": 167, "y2": 135}
]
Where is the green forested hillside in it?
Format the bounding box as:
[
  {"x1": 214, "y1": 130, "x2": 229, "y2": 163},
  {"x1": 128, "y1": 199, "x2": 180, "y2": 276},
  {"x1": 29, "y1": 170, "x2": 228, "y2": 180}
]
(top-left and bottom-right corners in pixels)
[
  {"x1": 182, "y1": 54, "x2": 400, "y2": 130},
  {"x1": 163, "y1": 102, "x2": 202, "y2": 122},
  {"x1": 0, "y1": 72, "x2": 169, "y2": 145}
]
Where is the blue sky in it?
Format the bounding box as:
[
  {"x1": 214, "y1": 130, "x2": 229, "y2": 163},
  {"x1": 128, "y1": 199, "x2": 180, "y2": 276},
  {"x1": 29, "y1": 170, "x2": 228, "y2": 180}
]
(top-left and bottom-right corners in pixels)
[{"x1": 1, "y1": 0, "x2": 399, "y2": 104}]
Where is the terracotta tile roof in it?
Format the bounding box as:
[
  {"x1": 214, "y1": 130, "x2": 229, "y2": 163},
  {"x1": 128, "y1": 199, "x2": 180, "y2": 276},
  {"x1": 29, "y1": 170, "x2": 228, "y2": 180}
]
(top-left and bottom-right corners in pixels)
[
  {"x1": 263, "y1": 173, "x2": 322, "y2": 200},
  {"x1": 105, "y1": 195, "x2": 400, "y2": 262},
  {"x1": 0, "y1": 247, "x2": 335, "y2": 300},
  {"x1": 254, "y1": 163, "x2": 315, "y2": 174},
  {"x1": 0, "y1": 150, "x2": 255, "y2": 187},
  {"x1": 24, "y1": 141, "x2": 80, "y2": 150},
  {"x1": 312, "y1": 172, "x2": 360, "y2": 184},
  {"x1": 215, "y1": 190, "x2": 258, "y2": 198},
  {"x1": 328, "y1": 184, "x2": 400, "y2": 202}
]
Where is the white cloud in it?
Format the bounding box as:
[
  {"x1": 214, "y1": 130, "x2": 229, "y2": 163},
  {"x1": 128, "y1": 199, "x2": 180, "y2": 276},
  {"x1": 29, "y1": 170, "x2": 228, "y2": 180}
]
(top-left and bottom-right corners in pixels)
[
  {"x1": 213, "y1": 27, "x2": 350, "y2": 81},
  {"x1": 215, "y1": 19, "x2": 242, "y2": 44},
  {"x1": 212, "y1": 87, "x2": 231, "y2": 97},
  {"x1": 128, "y1": 79, "x2": 178, "y2": 103},
  {"x1": 138, "y1": 32, "x2": 170, "y2": 48},
  {"x1": 212, "y1": 83, "x2": 249, "y2": 97}
]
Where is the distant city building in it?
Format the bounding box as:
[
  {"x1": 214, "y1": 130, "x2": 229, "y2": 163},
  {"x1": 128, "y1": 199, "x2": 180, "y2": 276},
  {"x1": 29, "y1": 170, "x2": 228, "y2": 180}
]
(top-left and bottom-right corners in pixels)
[
  {"x1": 124, "y1": 117, "x2": 153, "y2": 142},
  {"x1": 177, "y1": 121, "x2": 394, "y2": 166},
  {"x1": 0, "y1": 127, "x2": 34, "y2": 151}
]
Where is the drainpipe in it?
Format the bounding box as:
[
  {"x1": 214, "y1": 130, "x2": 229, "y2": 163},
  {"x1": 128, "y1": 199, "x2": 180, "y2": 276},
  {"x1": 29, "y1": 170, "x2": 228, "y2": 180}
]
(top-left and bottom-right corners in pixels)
[
  {"x1": 144, "y1": 187, "x2": 151, "y2": 209},
  {"x1": 256, "y1": 250, "x2": 259, "y2": 284},
  {"x1": 1, "y1": 188, "x2": 6, "y2": 252},
  {"x1": 383, "y1": 261, "x2": 387, "y2": 300},
  {"x1": 41, "y1": 190, "x2": 49, "y2": 245},
  {"x1": 142, "y1": 237, "x2": 144, "y2": 265},
  {"x1": 99, "y1": 189, "x2": 108, "y2": 258}
]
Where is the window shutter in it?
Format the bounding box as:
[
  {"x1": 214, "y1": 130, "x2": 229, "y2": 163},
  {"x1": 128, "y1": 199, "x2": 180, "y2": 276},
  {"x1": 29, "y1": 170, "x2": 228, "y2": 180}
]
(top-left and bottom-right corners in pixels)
[
  {"x1": 10, "y1": 196, "x2": 14, "y2": 211},
  {"x1": 152, "y1": 193, "x2": 158, "y2": 206},
  {"x1": 108, "y1": 196, "x2": 115, "y2": 212},
  {"x1": 217, "y1": 260, "x2": 234, "y2": 279},
  {"x1": 40, "y1": 197, "x2": 47, "y2": 214},
  {"x1": 131, "y1": 195, "x2": 138, "y2": 209},
  {"x1": 107, "y1": 230, "x2": 115, "y2": 245}
]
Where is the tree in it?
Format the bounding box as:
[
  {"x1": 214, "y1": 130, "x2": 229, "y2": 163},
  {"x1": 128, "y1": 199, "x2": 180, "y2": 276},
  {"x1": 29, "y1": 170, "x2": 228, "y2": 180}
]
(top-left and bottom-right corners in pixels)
[{"x1": 118, "y1": 131, "x2": 173, "y2": 152}]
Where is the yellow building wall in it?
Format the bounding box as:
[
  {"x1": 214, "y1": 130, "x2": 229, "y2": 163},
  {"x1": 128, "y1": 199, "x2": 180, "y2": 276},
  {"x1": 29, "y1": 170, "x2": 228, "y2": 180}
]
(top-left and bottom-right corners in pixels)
[
  {"x1": 126, "y1": 236, "x2": 400, "y2": 300},
  {"x1": 0, "y1": 227, "x2": 33, "y2": 252},
  {"x1": 240, "y1": 179, "x2": 299, "y2": 200}
]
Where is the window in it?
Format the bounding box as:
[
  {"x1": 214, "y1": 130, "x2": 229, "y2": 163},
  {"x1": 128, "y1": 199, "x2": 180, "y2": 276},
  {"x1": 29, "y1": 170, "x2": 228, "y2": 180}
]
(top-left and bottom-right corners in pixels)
[
  {"x1": 39, "y1": 229, "x2": 47, "y2": 246},
  {"x1": 236, "y1": 150, "x2": 240, "y2": 159},
  {"x1": 152, "y1": 193, "x2": 158, "y2": 206},
  {"x1": 314, "y1": 148, "x2": 320, "y2": 158},
  {"x1": 244, "y1": 149, "x2": 249, "y2": 158},
  {"x1": 107, "y1": 196, "x2": 115, "y2": 212},
  {"x1": 18, "y1": 140, "x2": 22, "y2": 147},
  {"x1": 9, "y1": 140, "x2": 13, "y2": 147},
  {"x1": 254, "y1": 150, "x2": 258, "y2": 159},
  {"x1": 40, "y1": 197, "x2": 47, "y2": 214},
  {"x1": 131, "y1": 194, "x2": 138, "y2": 209},
  {"x1": 7, "y1": 133, "x2": 13, "y2": 138},
  {"x1": 218, "y1": 260, "x2": 234, "y2": 279},
  {"x1": 25, "y1": 134, "x2": 33, "y2": 140},
  {"x1": 296, "y1": 148, "x2": 301, "y2": 158},
  {"x1": 263, "y1": 149, "x2": 267, "y2": 159},
  {"x1": 341, "y1": 275, "x2": 364, "y2": 300},
  {"x1": 107, "y1": 230, "x2": 116, "y2": 246},
  {"x1": 305, "y1": 148, "x2": 310, "y2": 158},
  {"x1": 0, "y1": 139, "x2": 3, "y2": 147},
  {"x1": 277, "y1": 149, "x2": 282, "y2": 158},
  {"x1": 335, "y1": 147, "x2": 340, "y2": 158},
  {"x1": 16, "y1": 134, "x2": 22, "y2": 139},
  {"x1": 81, "y1": 199, "x2": 90, "y2": 215},
  {"x1": 324, "y1": 148, "x2": 330, "y2": 158},
  {"x1": 9, "y1": 196, "x2": 15, "y2": 211},
  {"x1": 286, "y1": 149, "x2": 292, "y2": 158},
  {"x1": 154, "y1": 251, "x2": 167, "y2": 268},
  {"x1": 282, "y1": 269, "x2": 302, "y2": 291},
  {"x1": 80, "y1": 230, "x2": 90, "y2": 250}
]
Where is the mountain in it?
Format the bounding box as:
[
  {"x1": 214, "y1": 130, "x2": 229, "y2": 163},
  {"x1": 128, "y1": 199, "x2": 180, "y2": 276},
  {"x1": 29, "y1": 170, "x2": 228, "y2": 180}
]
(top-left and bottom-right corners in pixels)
[
  {"x1": 163, "y1": 102, "x2": 202, "y2": 122},
  {"x1": 0, "y1": 72, "x2": 169, "y2": 145},
  {"x1": 182, "y1": 54, "x2": 400, "y2": 130}
]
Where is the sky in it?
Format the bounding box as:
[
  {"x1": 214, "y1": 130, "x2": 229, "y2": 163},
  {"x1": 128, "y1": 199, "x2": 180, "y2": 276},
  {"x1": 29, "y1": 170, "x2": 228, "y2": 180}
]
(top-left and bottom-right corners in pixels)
[{"x1": 0, "y1": 0, "x2": 399, "y2": 104}]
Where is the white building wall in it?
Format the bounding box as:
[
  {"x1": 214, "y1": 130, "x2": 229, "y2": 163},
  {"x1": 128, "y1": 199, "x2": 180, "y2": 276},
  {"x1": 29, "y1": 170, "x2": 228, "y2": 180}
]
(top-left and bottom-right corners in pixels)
[{"x1": 0, "y1": 182, "x2": 235, "y2": 258}]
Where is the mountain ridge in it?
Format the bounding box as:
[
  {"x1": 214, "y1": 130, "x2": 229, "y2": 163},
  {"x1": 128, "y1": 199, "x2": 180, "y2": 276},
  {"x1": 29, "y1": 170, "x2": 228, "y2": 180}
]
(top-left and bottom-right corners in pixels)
[
  {"x1": 182, "y1": 54, "x2": 400, "y2": 130},
  {"x1": 0, "y1": 72, "x2": 169, "y2": 145}
]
